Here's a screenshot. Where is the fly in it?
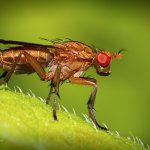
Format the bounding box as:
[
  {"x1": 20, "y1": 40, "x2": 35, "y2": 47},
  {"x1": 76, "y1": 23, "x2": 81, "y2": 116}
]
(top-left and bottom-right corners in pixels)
[{"x1": 0, "y1": 38, "x2": 123, "y2": 130}]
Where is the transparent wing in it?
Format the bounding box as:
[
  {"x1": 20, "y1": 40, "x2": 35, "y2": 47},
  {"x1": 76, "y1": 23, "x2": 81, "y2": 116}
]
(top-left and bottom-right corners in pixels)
[{"x1": 0, "y1": 39, "x2": 53, "y2": 48}]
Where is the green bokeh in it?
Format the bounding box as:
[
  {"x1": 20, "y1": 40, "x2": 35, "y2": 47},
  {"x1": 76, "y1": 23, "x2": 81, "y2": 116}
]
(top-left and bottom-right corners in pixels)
[{"x1": 0, "y1": 1, "x2": 150, "y2": 146}]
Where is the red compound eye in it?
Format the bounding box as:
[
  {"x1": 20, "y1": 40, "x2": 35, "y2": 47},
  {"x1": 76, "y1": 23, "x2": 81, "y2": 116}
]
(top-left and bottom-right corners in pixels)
[{"x1": 96, "y1": 52, "x2": 111, "y2": 67}]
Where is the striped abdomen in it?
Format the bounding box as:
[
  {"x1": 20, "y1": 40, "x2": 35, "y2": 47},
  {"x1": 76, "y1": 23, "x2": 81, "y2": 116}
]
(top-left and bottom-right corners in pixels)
[{"x1": 0, "y1": 47, "x2": 53, "y2": 74}]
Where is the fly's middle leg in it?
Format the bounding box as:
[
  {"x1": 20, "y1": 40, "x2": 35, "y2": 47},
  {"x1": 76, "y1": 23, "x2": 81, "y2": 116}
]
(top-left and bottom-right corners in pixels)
[
  {"x1": 21, "y1": 52, "x2": 61, "y2": 121},
  {"x1": 51, "y1": 66, "x2": 61, "y2": 120},
  {"x1": 46, "y1": 83, "x2": 54, "y2": 104},
  {"x1": 23, "y1": 51, "x2": 58, "y2": 108}
]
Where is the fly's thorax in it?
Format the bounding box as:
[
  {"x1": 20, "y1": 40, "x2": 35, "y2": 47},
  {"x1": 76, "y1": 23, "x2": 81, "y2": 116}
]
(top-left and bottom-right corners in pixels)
[
  {"x1": 54, "y1": 41, "x2": 90, "y2": 51},
  {"x1": 47, "y1": 59, "x2": 92, "y2": 80},
  {"x1": 54, "y1": 41, "x2": 94, "y2": 60}
]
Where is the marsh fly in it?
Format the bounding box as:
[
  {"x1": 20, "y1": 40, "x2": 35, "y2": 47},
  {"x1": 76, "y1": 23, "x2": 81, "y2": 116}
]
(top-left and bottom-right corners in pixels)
[{"x1": 0, "y1": 38, "x2": 123, "y2": 130}]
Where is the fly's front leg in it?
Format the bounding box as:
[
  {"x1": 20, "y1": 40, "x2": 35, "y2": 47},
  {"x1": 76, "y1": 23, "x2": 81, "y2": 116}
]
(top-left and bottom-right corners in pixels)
[{"x1": 69, "y1": 77, "x2": 108, "y2": 131}]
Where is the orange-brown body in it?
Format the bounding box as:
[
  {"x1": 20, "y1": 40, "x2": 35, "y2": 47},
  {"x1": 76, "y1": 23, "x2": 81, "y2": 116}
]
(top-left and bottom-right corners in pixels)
[
  {"x1": 0, "y1": 41, "x2": 95, "y2": 80},
  {"x1": 0, "y1": 38, "x2": 121, "y2": 130},
  {"x1": 47, "y1": 41, "x2": 94, "y2": 80}
]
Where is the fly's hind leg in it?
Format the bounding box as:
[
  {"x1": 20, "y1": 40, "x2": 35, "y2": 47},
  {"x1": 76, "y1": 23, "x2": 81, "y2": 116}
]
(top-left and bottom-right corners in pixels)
[
  {"x1": 0, "y1": 71, "x2": 8, "y2": 79},
  {"x1": 69, "y1": 77, "x2": 108, "y2": 131},
  {"x1": 0, "y1": 51, "x2": 46, "y2": 85},
  {"x1": 0, "y1": 54, "x2": 22, "y2": 85},
  {"x1": 0, "y1": 71, "x2": 7, "y2": 84},
  {"x1": 24, "y1": 51, "x2": 61, "y2": 121},
  {"x1": 0, "y1": 71, "x2": 8, "y2": 85},
  {"x1": 22, "y1": 51, "x2": 52, "y2": 104},
  {"x1": 0, "y1": 51, "x2": 61, "y2": 122}
]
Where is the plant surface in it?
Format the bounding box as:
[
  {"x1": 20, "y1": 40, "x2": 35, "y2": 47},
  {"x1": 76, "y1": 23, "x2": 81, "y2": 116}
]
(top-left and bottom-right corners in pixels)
[{"x1": 0, "y1": 85, "x2": 146, "y2": 150}]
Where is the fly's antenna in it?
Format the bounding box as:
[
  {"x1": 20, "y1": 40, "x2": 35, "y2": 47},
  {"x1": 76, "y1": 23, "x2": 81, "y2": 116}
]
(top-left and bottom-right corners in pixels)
[
  {"x1": 117, "y1": 49, "x2": 127, "y2": 54},
  {"x1": 112, "y1": 49, "x2": 126, "y2": 59}
]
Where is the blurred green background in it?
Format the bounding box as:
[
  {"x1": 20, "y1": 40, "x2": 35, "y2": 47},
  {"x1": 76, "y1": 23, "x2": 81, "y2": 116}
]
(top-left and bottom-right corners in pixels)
[{"x1": 0, "y1": 0, "x2": 150, "y2": 146}]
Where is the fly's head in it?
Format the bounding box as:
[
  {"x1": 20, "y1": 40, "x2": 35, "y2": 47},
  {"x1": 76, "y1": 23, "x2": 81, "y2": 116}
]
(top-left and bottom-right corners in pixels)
[{"x1": 94, "y1": 50, "x2": 123, "y2": 76}]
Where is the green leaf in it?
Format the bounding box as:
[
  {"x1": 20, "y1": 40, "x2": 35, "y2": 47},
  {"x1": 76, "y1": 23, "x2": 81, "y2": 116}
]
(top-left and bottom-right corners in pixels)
[{"x1": 0, "y1": 86, "x2": 146, "y2": 150}]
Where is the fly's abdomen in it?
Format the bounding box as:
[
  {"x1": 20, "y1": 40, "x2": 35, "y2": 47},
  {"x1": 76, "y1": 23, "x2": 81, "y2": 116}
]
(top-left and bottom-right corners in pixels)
[{"x1": 0, "y1": 49, "x2": 52, "y2": 73}]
